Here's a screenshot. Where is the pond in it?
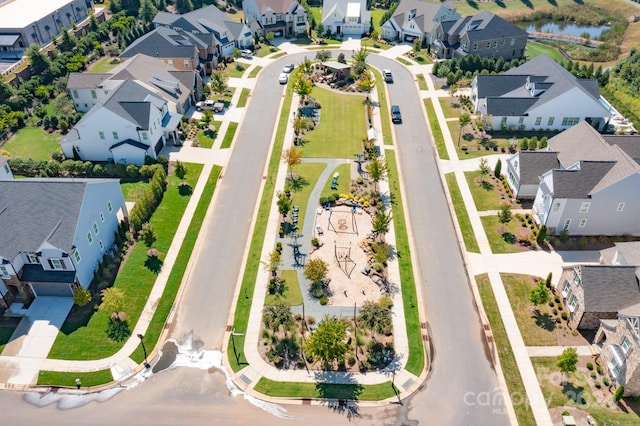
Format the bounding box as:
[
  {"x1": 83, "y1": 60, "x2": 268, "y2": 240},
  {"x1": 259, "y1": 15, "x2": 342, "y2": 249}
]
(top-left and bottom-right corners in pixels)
[{"x1": 519, "y1": 21, "x2": 610, "y2": 39}]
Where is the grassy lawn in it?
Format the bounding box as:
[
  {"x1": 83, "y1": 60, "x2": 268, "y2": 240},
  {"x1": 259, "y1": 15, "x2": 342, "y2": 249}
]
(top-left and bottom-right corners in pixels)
[
  {"x1": 452, "y1": 0, "x2": 634, "y2": 18},
  {"x1": 270, "y1": 52, "x2": 287, "y2": 59},
  {"x1": 226, "y1": 8, "x2": 244, "y2": 23},
  {"x1": 370, "y1": 8, "x2": 386, "y2": 32},
  {"x1": 416, "y1": 74, "x2": 427, "y2": 91},
  {"x1": 532, "y1": 357, "x2": 640, "y2": 425},
  {"x1": 256, "y1": 44, "x2": 278, "y2": 58},
  {"x1": 396, "y1": 57, "x2": 413, "y2": 66},
  {"x1": 48, "y1": 164, "x2": 204, "y2": 360},
  {"x1": 476, "y1": 274, "x2": 537, "y2": 426},
  {"x1": 265, "y1": 269, "x2": 302, "y2": 306},
  {"x1": 361, "y1": 38, "x2": 392, "y2": 50},
  {"x1": 445, "y1": 173, "x2": 480, "y2": 253},
  {"x1": 309, "y1": 6, "x2": 322, "y2": 25},
  {"x1": 221, "y1": 122, "x2": 238, "y2": 149},
  {"x1": 320, "y1": 163, "x2": 350, "y2": 198},
  {"x1": 237, "y1": 88, "x2": 250, "y2": 108},
  {"x1": 423, "y1": 99, "x2": 448, "y2": 160},
  {"x1": 502, "y1": 274, "x2": 556, "y2": 346},
  {"x1": 254, "y1": 377, "x2": 396, "y2": 400},
  {"x1": 37, "y1": 370, "x2": 114, "y2": 387},
  {"x1": 120, "y1": 181, "x2": 149, "y2": 202},
  {"x1": 89, "y1": 57, "x2": 121, "y2": 73},
  {"x1": 228, "y1": 63, "x2": 247, "y2": 78},
  {"x1": 438, "y1": 97, "x2": 462, "y2": 119},
  {"x1": 525, "y1": 41, "x2": 565, "y2": 62},
  {"x1": 288, "y1": 162, "x2": 326, "y2": 232},
  {"x1": 197, "y1": 129, "x2": 216, "y2": 149},
  {"x1": 2, "y1": 127, "x2": 61, "y2": 160},
  {"x1": 449, "y1": 121, "x2": 507, "y2": 160},
  {"x1": 370, "y1": 67, "x2": 393, "y2": 146},
  {"x1": 465, "y1": 171, "x2": 504, "y2": 211},
  {"x1": 248, "y1": 66, "x2": 262, "y2": 78},
  {"x1": 302, "y1": 87, "x2": 366, "y2": 158},
  {"x1": 481, "y1": 215, "x2": 525, "y2": 254}
]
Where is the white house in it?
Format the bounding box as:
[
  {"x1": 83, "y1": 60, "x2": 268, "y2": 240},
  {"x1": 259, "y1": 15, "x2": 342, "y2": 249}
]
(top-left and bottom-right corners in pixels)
[
  {"x1": 380, "y1": 0, "x2": 459, "y2": 43},
  {"x1": 242, "y1": 0, "x2": 308, "y2": 38},
  {"x1": 322, "y1": 0, "x2": 371, "y2": 36},
  {"x1": 0, "y1": 178, "x2": 126, "y2": 306},
  {"x1": 471, "y1": 54, "x2": 611, "y2": 132},
  {"x1": 530, "y1": 122, "x2": 640, "y2": 236},
  {"x1": 0, "y1": 155, "x2": 13, "y2": 179},
  {"x1": 60, "y1": 80, "x2": 182, "y2": 165}
]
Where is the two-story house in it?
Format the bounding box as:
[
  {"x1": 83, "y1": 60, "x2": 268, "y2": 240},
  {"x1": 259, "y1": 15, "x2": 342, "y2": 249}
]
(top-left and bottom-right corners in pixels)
[
  {"x1": 322, "y1": 0, "x2": 371, "y2": 37},
  {"x1": 380, "y1": 0, "x2": 459, "y2": 44},
  {"x1": 243, "y1": 0, "x2": 308, "y2": 38},
  {"x1": 60, "y1": 79, "x2": 182, "y2": 165},
  {"x1": 0, "y1": 178, "x2": 126, "y2": 308},
  {"x1": 431, "y1": 11, "x2": 527, "y2": 60}
]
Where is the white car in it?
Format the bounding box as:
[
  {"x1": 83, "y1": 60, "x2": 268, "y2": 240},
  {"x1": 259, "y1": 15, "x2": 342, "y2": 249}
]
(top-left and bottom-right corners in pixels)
[
  {"x1": 279, "y1": 73, "x2": 289, "y2": 84},
  {"x1": 240, "y1": 49, "x2": 252, "y2": 59},
  {"x1": 283, "y1": 63, "x2": 294, "y2": 73}
]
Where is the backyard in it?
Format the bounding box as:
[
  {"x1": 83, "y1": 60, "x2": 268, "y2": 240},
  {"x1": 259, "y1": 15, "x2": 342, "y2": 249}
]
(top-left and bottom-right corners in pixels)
[{"x1": 1, "y1": 127, "x2": 61, "y2": 160}]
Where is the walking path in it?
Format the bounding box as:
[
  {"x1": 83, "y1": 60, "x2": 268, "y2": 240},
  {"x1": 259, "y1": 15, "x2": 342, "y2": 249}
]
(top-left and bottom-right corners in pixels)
[{"x1": 0, "y1": 36, "x2": 607, "y2": 425}]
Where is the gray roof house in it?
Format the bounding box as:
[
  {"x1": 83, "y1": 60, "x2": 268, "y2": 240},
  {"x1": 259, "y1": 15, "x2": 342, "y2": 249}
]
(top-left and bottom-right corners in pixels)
[
  {"x1": 530, "y1": 122, "x2": 640, "y2": 236},
  {"x1": 153, "y1": 5, "x2": 253, "y2": 59},
  {"x1": 471, "y1": 54, "x2": 611, "y2": 132},
  {"x1": 380, "y1": 0, "x2": 459, "y2": 43},
  {"x1": 242, "y1": 0, "x2": 308, "y2": 38},
  {"x1": 0, "y1": 179, "x2": 126, "y2": 308},
  {"x1": 431, "y1": 11, "x2": 527, "y2": 60},
  {"x1": 505, "y1": 151, "x2": 559, "y2": 199}
]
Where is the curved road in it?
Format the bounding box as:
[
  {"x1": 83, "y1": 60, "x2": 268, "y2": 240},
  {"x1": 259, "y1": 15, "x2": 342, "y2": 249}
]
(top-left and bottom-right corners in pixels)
[{"x1": 0, "y1": 52, "x2": 508, "y2": 425}]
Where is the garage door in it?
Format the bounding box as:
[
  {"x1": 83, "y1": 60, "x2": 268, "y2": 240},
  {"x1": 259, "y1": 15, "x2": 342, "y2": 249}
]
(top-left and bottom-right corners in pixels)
[{"x1": 31, "y1": 283, "x2": 73, "y2": 297}]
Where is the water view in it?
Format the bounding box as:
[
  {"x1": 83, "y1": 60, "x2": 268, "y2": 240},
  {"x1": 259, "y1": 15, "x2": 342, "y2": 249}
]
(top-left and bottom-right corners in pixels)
[{"x1": 521, "y1": 22, "x2": 610, "y2": 39}]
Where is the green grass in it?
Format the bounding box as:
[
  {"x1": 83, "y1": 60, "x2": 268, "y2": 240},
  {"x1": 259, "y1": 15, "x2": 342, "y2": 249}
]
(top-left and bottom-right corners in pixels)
[
  {"x1": 525, "y1": 41, "x2": 565, "y2": 62},
  {"x1": 130, "y1": 166, "x2": 222, "y2": 365},
  {"x1": 452, "y1": 0, "x2": 630, "y2": 16},
  {"x1": 465, "y1": 172, "x2": 504, "y2": 211},
  {"x1": 37, "y1": 370, "x2": 114, "y2": 387},
  {"x1": 445, "y1": 173, "x2": 480, "y2": 253},
  {"x1": 370, "y1": 8, "x2": 386, "y2": 32},
  {"x1": 370, "y1": 67, "x2": 393, "y2": 146},
  {"x1": 320, "y1": 163, "x2": 350, "y2": 198},
  {"x1": 396, "y1": 57, "x2": 413, "y2": 66},
  {"x1": 361, "y1": 38, "x2": 391, "y2": 50},
  {"x1": 416, "y1": 74, "x2": 427, "y2": 91},
  {"x1": 480, "y1": 215, "x2": 526, "y2": 254},
  {"x1": 288, "y1": 162, "x2": 326, "y2": 232},
  {"x1": 476, "y1": 274, "x2": 537, "y2": 426},
  {"x1": 237, "y1": 88, "x2": 250, "y2": 108},
  {"x1": 309, "y1": 7, "x2": 322, "y2": 26},
  {"x1": 265, "y1": 269, "x2": 303, "y2": 306},
  {"x1": 438, "y1": 97, "x2": 462, "y2": 119},
  {"x1": 256, "y1": 44, "x2": 278, "y2": 58},
  {"x1": 423, "y1": 99, "x2": 448, "y2": 160},
  {"x1": 89, "y1": 57, "x2": 121, "y2": 73},
  {"x1": 385, "y1": 150, "x2": 424, "y2": 376},
  {"x1": 196, "y1": 129, "x2": 216, "y2": 148},
  {"x1": 120, "y1": 181, "x2": 150, "y2": 202},
  {"x1": 248, "y1": 66, "x2": 262, "y2": 78},
  {"x1": 221, "y1": 122, "x2": 238, "y2": 149},
  {"x1": 501, "y1": 274, "x2": 556, "y2": 346},
  {"x1": 302, "y1": 87, "x2": 366, "y2": 158},
  {"x1": 270, "y1": 52, "x2": 287, "y2": 59},
  {"x1": 253, "y1": 377, "x2": 396, "y2": 400},
  {"x1": 2, "y1": 127, "x2": 61, "y2": 160},
  {"x1": 48, "y1": 164, "x2": 204, "y2": 360},
  {"x1": 228, "y1": 63, "x2": 247, "y2": 78},
  {"x1": 532, "y1": 357, "x2": 640, "y2": 425},
  {"x1": 226, "y1": 8, "x2": 244, "y2": 23}
]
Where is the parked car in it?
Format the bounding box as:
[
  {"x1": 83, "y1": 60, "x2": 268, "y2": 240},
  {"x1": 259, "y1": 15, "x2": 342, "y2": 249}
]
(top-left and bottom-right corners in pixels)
[
  {"x1": 383, "y1": 69, "x2": 393, "y2": 83},
  {"x1": 240, "y1": 49, "x2": 253, "y2": 59},
  {"x1": 283, "y1": 63, "x2": 294, "y2": 73},
  {"x1": 196, "y1": 100, "x2": 224, "y2": 112},
  {"x1": 279, "y1": 73, "x2": 289, "y2": 84},
  {"x1": 391, "y1": 105, "x2": 402, "y2": 123}
]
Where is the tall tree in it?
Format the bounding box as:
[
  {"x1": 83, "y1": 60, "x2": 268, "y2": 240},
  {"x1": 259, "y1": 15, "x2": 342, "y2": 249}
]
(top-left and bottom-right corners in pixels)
[
  {"x1": 303, "y1": 258, "x2": 328, "y2": 284},
  {"x1": 27, "y1": 45, "x2": 53, "y2": 79},
  {"x1": 281, "y1": 147, "x2": 303, "y2": 180},
  {"x1": 138, "y1": 0, "x2": 158, "y2": 23},
  {"x1": 315, "y1": 49, "x2": 331, "y2": 65},
  {"x1": 351, "y1": 47, "x2": 369, "y2": 77},
  {"x1": 210, "y1": 70, "x2": 228, "y2": 95},
  {"x1": 557, "y1": 347, "x2": 578, "y2": 384},
  {"x1": 175, "y1": 0, "x2": 194, "y2": 13},
  {"x1": 304, "y1": 315, "x2": 349, "y2": 369},
  {"x1": 371, "y1": 211, "x2": 392, "y2": 242},
  {"x1": 358, "y1": 298, "x2": 392, "y2": 340},
  {"x1": 365, "y1": 156, "x2": 388, "y2": 192},
  {"x1": 457, "y1": 113, "x2": 471, "y2": 147}
]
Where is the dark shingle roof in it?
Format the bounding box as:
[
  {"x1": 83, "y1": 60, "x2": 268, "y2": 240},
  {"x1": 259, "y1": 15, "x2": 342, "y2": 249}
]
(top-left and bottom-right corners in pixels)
[
  {"x1": 484, "y1": 97, "x2": 537, "y2": 116},
  {"x1": 101, "y1": 80, "x2": 160, "y2": 129},
  {"x1": 120, "y1": 27, "x2": 199, "y2": 59},
  {"x1": 110, "y1": 139, "x2": 149, "y2": 151},
  {"x1": 459, "y1": 11, "x2": 527, "y2": 41},
  {"x1": 579, "y1": 265, "x2": 640, "y2": 313},
  {"x1": 67, "y1": 73, "x2": 112, "y2": 89},
  {"x1": 604, "y1": 135, "x2": 640, "y2": 162},
  {"x1": 153, "y1": 5, "x2": 242, "y2": 44},
  {"x1": 551, "y1": 161, "x2": 614, "y2": 198},
  {"x1": 516, "y1": 151, "x2": 559, "y2": 185}
]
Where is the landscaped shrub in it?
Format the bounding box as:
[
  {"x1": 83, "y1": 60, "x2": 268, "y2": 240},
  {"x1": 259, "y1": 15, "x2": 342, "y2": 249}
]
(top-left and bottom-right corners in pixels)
[
  {"x1": 587, "y1": 362, "x2": 594, "y2": 370},
  {"x1": 591, "y1": 371, "x2": 597, "y2": 379},
  {"x1": 594, "y1": 380, "x2": 601, "y2": 388},
  {"x1": 597, "y1": 364, "x2": 604, "y2": 375},
  {"x1": 614, "y1": 385, "x2": 624, "y2": 402},
  {"x1": 603, "y1": 377, "x2": 610, "y2": 387},
  {"x1": 555, "y1": 317, "x2": 562, "y2": 323},
  {"x1": 561, "y1": 312, "x2": 568, "y2": 321},
  {"x1": 319, "y1": 295, "x2": 328, "y2": 305}
]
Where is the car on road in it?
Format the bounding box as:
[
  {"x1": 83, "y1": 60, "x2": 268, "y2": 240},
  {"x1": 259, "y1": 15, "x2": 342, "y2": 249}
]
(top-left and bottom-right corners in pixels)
[
  {"x1": 391, "y1": 104, "x2": 402, "y2": 123},
  {"x1": 240, "y1": 49, "x2": 252, "y2": 59},
  {"x1": 283, "y1": 63, "x2": 294, "y2": 73},
  {"x1": 279, "y1": 73, "x2": 289, "y2": 84},
  {"x1": 383, "y1": 69, "x2": 393, "y2": 83}
]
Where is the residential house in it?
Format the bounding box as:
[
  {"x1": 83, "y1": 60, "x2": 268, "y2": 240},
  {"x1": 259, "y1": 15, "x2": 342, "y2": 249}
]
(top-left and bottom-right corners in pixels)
[
  {"x1": 431, "y1": 11, "x2": 526, "y2": 60},
  {"x1": 0, "y1": 155, "x2": 13, "y2": 179},
  {"x1": 471, "y1": 54, "x2": 611, "y2": 132},
  {"x1": 321, "y1": 0, "x2": 371, "y2": 37},
  {"x1": 530, "y1": 122, "x2": 640, "y2": 235},
  {"x1": 242, "y1": 0, "x2": 308, "y2": 38},
  {"x1": 153, "y1": 5, "x2": 253, "y2": 60},
  {"x1": 60, "y1": 79, "x2": 182, "y2": 165},
  {"x1": 380, "y1": 0, "x2": 459, "y2": 44},
  {"x1": 505, "y1": 151, "x2": 559, "y2": 199},
  {"x1": 68, "y1": 53, "x2": 202, "y2": 114},
  {"x1": 120, "y1": 26, "x2": 217, "y2": 75},
  {"x1": 0, "y1": 178, "x2": 126, "y2": 308}
]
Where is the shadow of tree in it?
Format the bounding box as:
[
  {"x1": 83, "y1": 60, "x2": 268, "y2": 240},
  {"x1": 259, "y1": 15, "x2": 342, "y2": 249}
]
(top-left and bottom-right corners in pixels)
[
  {"x1": 481, "y1": 180, "x2": 494, "y2": 191},
  {"x1": 502, "y1": 232, "x2": 516, "y2": 244},
  {"x1": 106, "y1": 319, "x2": 131, "y2": 342},
  {"x1": 144, "y1": 255, "x2": 163, "y2": 274},
  {"x1": 286, "y1": 175, "x2": 309, "y2": 192},
  {"x1": 495, "y1": 0, "x2": 506, "y2": 7},
  {"x1": 562, "y1": 382, "x2": 586, "y2": 405},
  {"x1": 466, "y1": 0, "x2": 480, "y2": 9},
  {"x1": 314, "y1": 371, "x2": 362, "y2": 420},
  {"x1": 520, "y1": 0, "x2": 534, "y2": 8},
  {"x1": 548, "y1": 0, "x2": 557, "y2": 5},
  {"x1": 534, "y1": 313, "x2": 556, "y2": 332}
]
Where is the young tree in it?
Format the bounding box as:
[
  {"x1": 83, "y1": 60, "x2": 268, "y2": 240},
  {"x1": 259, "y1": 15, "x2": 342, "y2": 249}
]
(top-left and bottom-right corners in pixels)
[
  {"x1": 139, "y1": 222, "x2": 157, "y2": 247},
  {"x1": 365, "y1": 156, "x2": 388, "y2": 192},
  {"x1": 304, "y1": 258, "x2": 328, "y2": 283},
  {"x1": 174, "y1": 160, "x2": 187, "y2": 179},
  {"x1": 358, "y1": 69, "x2": 375, "y2": 93},
  {"x1": 478, "y1": 157, "x2": 490, "y2": 183},
  {"x1": 276, "y1": 190, "x2": 291, "y2": 218},
  {"x1": 457, "y1": 113, "x2": 471, "y2": 147},
  {"x1": 371, "y1": 211, "x2": 392, "y2": 242},
  {"x1": 293, "y1": 74, "x2": 313, "y2": 102},
  {"x1": 73, "y1": 287, "x2": 92, "y2": 307},
  {"x1": 299, "y1": 56, "x2": 313, "y2": 76},
  {"x1": 529, "y1": 281, "x2": 549, "y2": 314},
  {"x1": 351, "y1": 47, "x2": 369, "y2": 77},
  {"x1": 281, "y1": 147, "x2": 303, "y2": 180},
  {"x1": 264, "y1": 248, "x2": 281, "y2": 274},
  {"x1": 337, "y1": 52, "x2": 346, "y2": 64},
  {"x1": 315, "y1": 49, "x2": 331, "y2": 65},
  {"x1": 557, "y1": 347, "x2": 578, "y2": 384},
  {"x1": 412, "y1": 37, "x2": 421, "y2": 55},
  {"x1": 100, "y1": 287, "x2": 125, "y2": 317},
  {"x1": 266, "y1": 31, "x2": 275, "y2": 45},
  {"x1": 494, "y1": 158, "x2": 502, "y2": 177},
  {"x1": 537, "y1": 225, "x2": 548, "y2": 246},
  {"x1": 358, "y1": 299, "x2": 392, "y2": 340},
  {"x1": 304, "y1": 315, "x2": 349, "y2": 369},
  {"x1": 263, "y1": 302, "x2": 293, "y2": 336},
  {"x1": 210, "y1": 70, "x2": 228, "y2": 95}
]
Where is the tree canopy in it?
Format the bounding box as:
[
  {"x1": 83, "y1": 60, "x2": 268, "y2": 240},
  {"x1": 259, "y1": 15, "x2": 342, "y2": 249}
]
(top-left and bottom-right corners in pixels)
[{"x1": 304, "y1": 315, "x2": 349, "y2": 368}]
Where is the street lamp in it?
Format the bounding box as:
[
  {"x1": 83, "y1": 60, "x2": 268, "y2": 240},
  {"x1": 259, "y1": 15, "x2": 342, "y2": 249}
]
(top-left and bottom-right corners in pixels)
[
  {"x1": 230, "y1": 328, "x2": 244, "y2": 364},
  {"x1": 137, "y1": 334, "x2": 151, "y2": 369}
]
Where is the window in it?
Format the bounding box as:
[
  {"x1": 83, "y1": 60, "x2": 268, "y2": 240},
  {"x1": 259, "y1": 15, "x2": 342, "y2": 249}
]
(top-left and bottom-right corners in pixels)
[
  {"x1": 617, "y1": 202, "x2": 625, "y2": 212},
  {"x1": 91, "y1": 90, "x2": 97, "y2": 99},
  {"x1": 579, "y1": 219, "x2": 587, "y2": 227},
  {"x1": 492, "y1": 41, "x2": 497, "y2": 48},
  {"x1": 622, "y1": 337, "x2": 632, "y2": 355},
  {"x1": 547, "y1": 117, "x2": 555, "y2": 126},
  {"x1": 87, "y1": 232, "x2": 93, "y2": 244},
  {"x1": 535, "y1": 117, "x2": 542, "y2": 126},
  {"x1": 183, "y1": 60, "x2": 189, "y2": 67},
  {"x1": 561, "y1": 117, "x2": 580, "y2": 126},
  {"x1": 552, "y1": 202, "x2": 560, "y2": 212},
  {"x1": 3, "y1": 163, "x2": 9, "y2": 173},
  {"x1": 501, "y1": 117, "x2": 507, "y2": 126},
  {"x1": 573, "y1": 270, "x2": 581, "y2": 285},
  {"x1": 112, "y1": 131, "x2": 118, "y2": 139},
  {"x1": 609, "y1": 358, "x2": 622, "y2": 377},
  {"x1": 518, "y1": 117, "x2": 524, "y2": 124},
  {"x1": 561, "y1": 280, "x2": 571, "y2": 298},
  {"x1": 73, "y1": 250, "x2": 81, "y2": 263},
  {"x1": 27, "y1": 254, "x2": 38, "y2": 263},
  {"x1": 510, "y1": 38, "x2": 515, "y2": 46},
  {"x1": 167, "y1": 59, "x2": 173, "y2": 66},
  {"x1": 72, "y1": 90, "x2": 78, "y2": 98},
  {"x1": 100, "y1": 212, "x2": 105, "y2": 222},
  {"x1": 486, "y1": 42, "x2": 490, "y2": 48},
  {"x1": 93, "y1": 222, "x2": 99, "y2": 235},
  {"x1": 99, "y1": 241, "x2": 104, "y2": 250},
  {"x1": 473, "y1": 43, "x2": 478, "y2": 51},
  {"x1": 99, "y1": 131, "x2": 105, "y2": 140},
  {"x1": 462, "y1": 42, "x2": 467, "y2": 51},
  {"x1": 569, "y1": 295, "x2": 578, "y2": 312},
  {"x1": 107, "y1": 201, "x2": 113, "y2": 212},
  {"x1": 48, "y1": 258, "x2": 66, "y2": 270},
  {"x1": 142, "y1": 132, "x2": 148, "y2": 140},
  {"x1": 563, "y1": 219, "x2": 571, "y2": 231},
  {"x1": 0, "y1": 265, "x2": 9, "y2": 277},
  {"x1": 580, "y1": 202, "x2": 590, "y2": 213}
]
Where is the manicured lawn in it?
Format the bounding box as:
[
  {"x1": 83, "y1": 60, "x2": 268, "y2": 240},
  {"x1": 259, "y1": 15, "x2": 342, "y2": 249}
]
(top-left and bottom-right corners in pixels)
[
  {"x1": 476, "y1": 274, "x2": 537, "y2": 426},
  {"x1": 2, "y1": 127, "x2": 61, "y2": 160},
  {"x1": 453, "y1": 0, "x2": 632, "y2": 17},
  {"x1": 423, "y1": 99, "x2": 448, "y2": 160},
  {"x1": 438, "y1": 97, "x2": 462, "y2": 119},
  {"x1": 288, "y1": 162, "x2": 326, "y2": 232},
  {"x1": 197, "y1": 129, "x2": 216, "y2": 148},
  {"x1": 308, "y1": 6, "x2": 322, "y2": 25},
  {"x1": 361, "y1": 38, "x2": 392, "y2": 50},
  {"x1": 416, "y1": 74, "x2": 427, "y2": 91},
  {"x1": 320, "y1": 163, "x2": 350, "y2": 198},
  {"x1": 445, "y1": 173, "x2": 480, "y2": 253},
  {"x1": 226, "y1": 8, "x2": 244, "y2": 23},
  {"x1": 270, "y1": 52, "x2": 287, "y2": 59},
  {"x1": 254, "y1": 377, "x2": 396, "y2": 400},
  {"x1": 396, "y1": 57, "x2": 413, "y2": 66},
  {"x1": 120, "y1": 181, "x2": 149, "y2": 202},
  {"x1": 370, "y1": 8, "x2": 386, "y2": 31},
  {"x1": 532, "y1": 357, "x2": 640, "y2": 425},
  {"x1": 248, "y1": 66, "x2": 262, "y2": 78},
  {"x1": 265, "y1": 269, "x2": 302, "y2": 306},
  {"x1": 370, "y1": 67, "x2": 393, "y2": 146},
  {"x1": 465, "y1": 171, "x2": 504, "y2": 211},
  {"x1": 256, "y1": 44, "x2": 278, "y2": 58},
  {"x1": 525, "y1": 41, "x2": 565, "y2": 62},
  {"x1": 302, "y1": 87, "x2": 366, "y2": 158},
  {"x1": 228, "y1": 63, "x2": 247, "y2": 78},
  {"x1": 48, "y1": 164, "x2": 204, "y2": 360},
  {"x1": 502, "y1": 274, "x2": 556, "y2": 346},
  {"x1": 237, "y1": 88, "x2": 250, "y2": 108},
  {"x1": 481, "y1": 215, "x2": 525, "y2": 254},
  {"x1": 221, "y1": 122, "x2": 237, "y2": 149},
  {"x1": 37, "y1": 370, "x2": 114, "y2": 387},
  {"x1": 89, "y1": 57, "x2": 121, "y2": 73}
]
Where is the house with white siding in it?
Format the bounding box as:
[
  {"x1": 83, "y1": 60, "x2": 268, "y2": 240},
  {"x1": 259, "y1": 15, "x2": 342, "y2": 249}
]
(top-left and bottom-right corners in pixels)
[
  {"x1": 243, "y1": 0, "x2": 308, "y2": 38},
  {"x1": 321, "y1": 0, "x2": 370, "y2": 37},
  {"x1": 380, "y1": 0, "x2": 459, "y2": 44},
  {"x1": 0, "y1": 155, "x2": 13, "y2": 179}
]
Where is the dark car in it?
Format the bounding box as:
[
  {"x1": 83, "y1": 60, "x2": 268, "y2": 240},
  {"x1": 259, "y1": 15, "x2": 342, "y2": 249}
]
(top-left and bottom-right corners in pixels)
[{"x1": 391, "y1": 105, "x2": 402, "y2": 123}]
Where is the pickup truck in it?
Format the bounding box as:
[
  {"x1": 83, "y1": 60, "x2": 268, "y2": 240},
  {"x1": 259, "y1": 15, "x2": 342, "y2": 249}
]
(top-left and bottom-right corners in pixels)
[
  {"x1": 383, "y1": 69, "x2": 393, "y2": 83},
  {"x1": 196, "y1": 100, "x2": 224, "y2": 112}
]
